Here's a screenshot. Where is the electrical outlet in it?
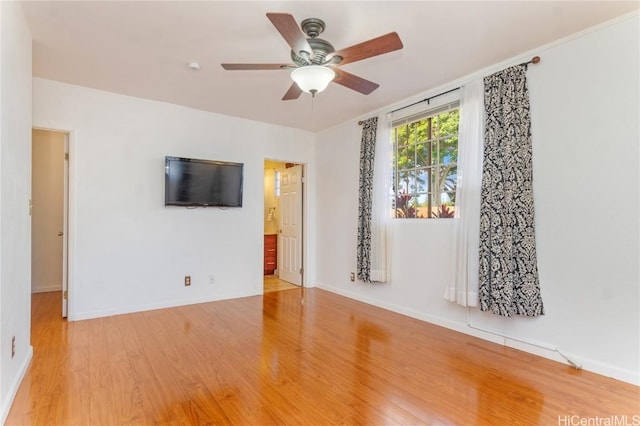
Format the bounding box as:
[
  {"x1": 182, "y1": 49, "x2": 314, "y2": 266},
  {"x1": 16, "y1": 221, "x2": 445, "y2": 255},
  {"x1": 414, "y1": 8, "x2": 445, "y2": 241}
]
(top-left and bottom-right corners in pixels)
[
  {"x1": 11, "y1": 336, "x2": 15, "y2": 358},
  {"x1": 209, "y1": 275, "x2": 215, "y2": 285},
  {"x1": 184, "y1": 275, "x2": 191, "y2": 286},
  {"x1": 350, "y1": 272, "x2": 355, "y2": 282}
]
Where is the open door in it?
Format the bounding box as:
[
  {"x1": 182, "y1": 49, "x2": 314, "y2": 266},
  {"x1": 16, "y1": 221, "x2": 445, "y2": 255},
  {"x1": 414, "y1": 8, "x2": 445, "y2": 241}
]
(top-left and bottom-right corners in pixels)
[
  {"x1": 278, "y1": 165, "x2": 303, "y2": 286},
  {"x1": 62, "y1": 135, "x2": 69, "y2": 317}
]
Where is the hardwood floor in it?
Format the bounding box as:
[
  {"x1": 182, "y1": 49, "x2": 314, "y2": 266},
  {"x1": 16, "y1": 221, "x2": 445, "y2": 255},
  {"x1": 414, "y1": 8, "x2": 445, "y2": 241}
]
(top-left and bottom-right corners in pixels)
[
  {"x1": 6, "y1": 290, "x2": 639, "y2": 425},
  {"x1": 263, "y1": 275, "x2": 299, "y2": 293}
]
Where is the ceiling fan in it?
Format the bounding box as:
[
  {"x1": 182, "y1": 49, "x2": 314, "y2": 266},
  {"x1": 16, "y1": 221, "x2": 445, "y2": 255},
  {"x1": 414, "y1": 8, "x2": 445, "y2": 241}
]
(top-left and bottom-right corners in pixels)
[{"x1": 221, "y1": 13, "x2": 403, "y2": 100}]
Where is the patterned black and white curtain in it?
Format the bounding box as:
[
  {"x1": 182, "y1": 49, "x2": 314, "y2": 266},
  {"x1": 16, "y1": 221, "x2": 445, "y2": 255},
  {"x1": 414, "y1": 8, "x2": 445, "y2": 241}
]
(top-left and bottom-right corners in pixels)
[
  {"x1": 357, "y1": 116, "x2": 378, "y2": 282},
  {"x1": 478, "y1": 65, "x2": 544, "y2": 317}
]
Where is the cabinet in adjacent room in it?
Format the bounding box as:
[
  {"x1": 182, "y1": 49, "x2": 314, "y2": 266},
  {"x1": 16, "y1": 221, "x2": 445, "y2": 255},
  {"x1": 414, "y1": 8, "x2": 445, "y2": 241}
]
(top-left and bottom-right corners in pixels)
[{"x1": 264, "y1": 234, "x2": 277, "y2": 275}]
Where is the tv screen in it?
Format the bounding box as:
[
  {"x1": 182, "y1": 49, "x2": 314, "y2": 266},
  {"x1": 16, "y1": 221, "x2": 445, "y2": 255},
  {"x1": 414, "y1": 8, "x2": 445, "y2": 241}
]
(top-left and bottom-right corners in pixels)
[{"x1": 164, "y1": 156, "x2": 243, "y2": 207}]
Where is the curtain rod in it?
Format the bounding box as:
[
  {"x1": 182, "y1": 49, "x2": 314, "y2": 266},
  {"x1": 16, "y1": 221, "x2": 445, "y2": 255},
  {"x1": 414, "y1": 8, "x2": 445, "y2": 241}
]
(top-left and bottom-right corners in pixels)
[
  {"x1": 357, "y1": 87, "x2": 460, "y2": 125},
  {"x1": 357, "y1": 55, "x2": 541, "y2": 125}
]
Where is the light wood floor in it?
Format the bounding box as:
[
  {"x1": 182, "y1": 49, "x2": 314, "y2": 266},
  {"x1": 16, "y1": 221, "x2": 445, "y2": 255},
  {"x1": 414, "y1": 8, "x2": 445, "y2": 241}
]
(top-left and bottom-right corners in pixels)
[
  {"x1": 6, "y1": 290, "x2": 639, "y2": 425},
  {"x1": 263, "y1": 275, "x2": 299, "y2": 293}
]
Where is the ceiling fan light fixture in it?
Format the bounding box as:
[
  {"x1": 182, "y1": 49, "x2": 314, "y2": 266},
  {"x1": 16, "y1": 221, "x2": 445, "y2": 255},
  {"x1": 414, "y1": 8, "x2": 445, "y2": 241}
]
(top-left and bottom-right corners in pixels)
[{"x1": 290, "y1": 65, "x2": 335, "y2": 96}]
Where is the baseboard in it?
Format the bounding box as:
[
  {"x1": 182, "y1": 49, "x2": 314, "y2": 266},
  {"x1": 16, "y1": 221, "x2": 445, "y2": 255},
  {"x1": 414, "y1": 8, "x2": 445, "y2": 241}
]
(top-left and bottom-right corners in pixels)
[
  {"x1": 0, "y1": 345, "x2": 33, "y2": 425},
  {"x1": 70, "y1": 289, "x2": 261, "y2": 321},
  {"x1": 315, "y1": 282, "x2": 640, "y2": 386},
  {"x1": 31, "y1": 285, "x2": 62, "y2": 294}
]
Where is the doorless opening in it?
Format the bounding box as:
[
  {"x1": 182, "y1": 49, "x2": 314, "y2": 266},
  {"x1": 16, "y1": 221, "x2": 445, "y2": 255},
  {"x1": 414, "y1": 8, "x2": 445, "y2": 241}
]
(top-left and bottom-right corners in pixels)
[{"x1": 31, "y1": 128, "x2": 69, "y2": 317}]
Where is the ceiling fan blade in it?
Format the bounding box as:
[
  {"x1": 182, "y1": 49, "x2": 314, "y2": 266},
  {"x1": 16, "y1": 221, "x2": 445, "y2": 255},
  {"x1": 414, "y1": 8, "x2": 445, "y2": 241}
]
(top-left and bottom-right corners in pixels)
[
  {"x1": 331, "y1": 32, "x2": 403, "y2": 66},
  {"x1": 282, "y1": 82, "x2": 302, "y2": 101},
  {"x1": 221, "y1": 63, "x2": 291, "y2": 70},
  {"x1": 266, "y1": 13, "x2": 313, "y2": 58},
  {"x1": 331, "y1": 67, "x2": 379, "y2": 95}
]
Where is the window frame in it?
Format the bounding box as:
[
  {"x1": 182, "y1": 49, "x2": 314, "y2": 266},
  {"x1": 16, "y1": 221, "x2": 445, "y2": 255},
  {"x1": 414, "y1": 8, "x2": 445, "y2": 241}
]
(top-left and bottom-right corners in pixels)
[{"x1": 391, "y1": 99, "x2": 460, "y2": 219}]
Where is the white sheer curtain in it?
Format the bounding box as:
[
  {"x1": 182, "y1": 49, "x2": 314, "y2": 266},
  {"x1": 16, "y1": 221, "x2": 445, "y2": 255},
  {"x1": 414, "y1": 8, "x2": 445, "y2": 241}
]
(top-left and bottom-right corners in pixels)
[
  {"x1": 444, "y1": 78, "x2": 484, "y2": 306},
  {"x1": 369, "y1": 113, "x2": 392, "y2": 282}
]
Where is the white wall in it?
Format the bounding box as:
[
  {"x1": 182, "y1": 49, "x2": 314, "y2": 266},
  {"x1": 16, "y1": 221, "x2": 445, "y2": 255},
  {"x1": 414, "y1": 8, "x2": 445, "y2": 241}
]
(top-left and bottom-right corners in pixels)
[
  {"x1": 33, "y1": 78, "x2": 316, "y2": 321},
  {"x1": 316, "y1": 14, "x2": 639, "y2": 384},
  {"x1": 0, "y1": 2, "x2": 33, "y2": 423}
]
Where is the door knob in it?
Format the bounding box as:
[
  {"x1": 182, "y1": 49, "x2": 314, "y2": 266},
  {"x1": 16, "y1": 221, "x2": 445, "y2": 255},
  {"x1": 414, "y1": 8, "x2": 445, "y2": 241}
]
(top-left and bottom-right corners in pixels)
[{"x1": 57, "y1": 232, "x2": 63, "y2": 236}]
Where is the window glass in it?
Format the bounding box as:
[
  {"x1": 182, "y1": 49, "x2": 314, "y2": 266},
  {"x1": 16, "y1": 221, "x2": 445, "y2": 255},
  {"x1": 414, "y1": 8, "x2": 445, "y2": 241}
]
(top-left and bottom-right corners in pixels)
[{"x1": 392, "y1": 104, "x2": 459, "y2": 219}]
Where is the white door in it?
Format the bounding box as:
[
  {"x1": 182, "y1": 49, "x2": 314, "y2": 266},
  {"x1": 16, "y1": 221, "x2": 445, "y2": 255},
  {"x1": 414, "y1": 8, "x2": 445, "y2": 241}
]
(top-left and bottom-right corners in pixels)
[
  {"x1": 278, "y1": 165, "x2": 303, "y2": 285},
  {"x1": 62, "y1": 135, "x2": 69, "y2": 317}
]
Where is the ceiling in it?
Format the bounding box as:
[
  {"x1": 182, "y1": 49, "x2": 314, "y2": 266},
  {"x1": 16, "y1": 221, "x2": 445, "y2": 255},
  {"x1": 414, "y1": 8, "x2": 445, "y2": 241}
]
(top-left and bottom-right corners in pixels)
[{"x1": 22, "y1": 1, "x2": 639, "y2": 132}]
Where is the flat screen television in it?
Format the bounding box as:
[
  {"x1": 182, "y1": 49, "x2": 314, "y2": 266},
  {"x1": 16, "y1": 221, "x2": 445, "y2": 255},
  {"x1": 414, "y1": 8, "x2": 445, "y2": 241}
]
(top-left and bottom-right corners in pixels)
[{"x1": 164, "y1": 156, "x2": 243, "y2": 207}]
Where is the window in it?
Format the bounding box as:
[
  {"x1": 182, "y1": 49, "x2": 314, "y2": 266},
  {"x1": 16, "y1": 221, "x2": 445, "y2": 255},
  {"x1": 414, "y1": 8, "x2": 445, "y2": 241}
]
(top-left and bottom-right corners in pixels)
[
  {"x1": 274, "y1": 170, "x2": 281, "y2": 197},
  {"x1": 392, "y1": 102, "x2": 459, "y2": 219}
]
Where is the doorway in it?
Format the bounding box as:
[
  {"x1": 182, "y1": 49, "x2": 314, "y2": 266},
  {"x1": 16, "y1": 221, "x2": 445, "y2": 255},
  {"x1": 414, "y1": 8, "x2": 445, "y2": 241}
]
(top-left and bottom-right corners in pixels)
[
  {"x1": 31, "y1": 128, "x2": 69, "y2": 317},
  {"x1": 263, "y1": 160, "x2": 304, "y2": 292}
]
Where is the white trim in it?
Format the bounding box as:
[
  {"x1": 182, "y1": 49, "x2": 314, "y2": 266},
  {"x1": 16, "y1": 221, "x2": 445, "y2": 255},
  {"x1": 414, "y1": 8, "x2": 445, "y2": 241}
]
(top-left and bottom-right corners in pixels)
[
  {"x1": 315, "y1": 282, "x2": 640, "y2": 386},
  {"x1": 0, "y1": 346, "x2": 33, "y2": 425},
  {"x1": 67, "y1": 130, "x2": 76, "y2": 319}
]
